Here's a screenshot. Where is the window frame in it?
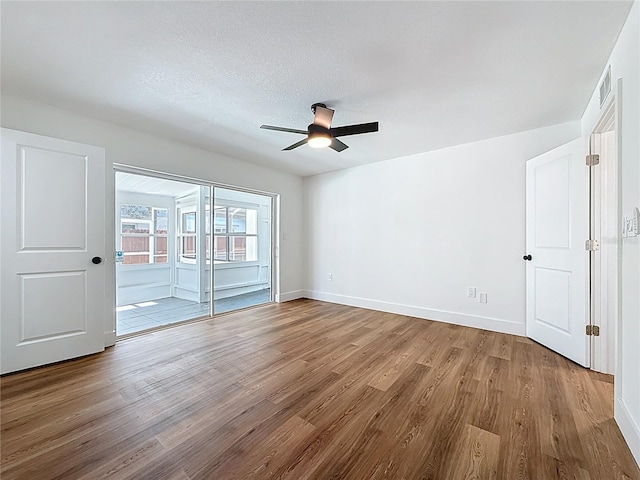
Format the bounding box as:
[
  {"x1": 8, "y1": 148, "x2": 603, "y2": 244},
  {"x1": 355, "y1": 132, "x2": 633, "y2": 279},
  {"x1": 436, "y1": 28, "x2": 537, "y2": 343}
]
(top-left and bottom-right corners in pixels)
[
  {"x1": 212, "y1": 205, "x2": 259, "y2": 264},
  {"x1": 177, "y1": 206, "x2": 198, "y2": 264},
  {"x1": 119, "y1": 205, "x2": 169, "y2": 266}
]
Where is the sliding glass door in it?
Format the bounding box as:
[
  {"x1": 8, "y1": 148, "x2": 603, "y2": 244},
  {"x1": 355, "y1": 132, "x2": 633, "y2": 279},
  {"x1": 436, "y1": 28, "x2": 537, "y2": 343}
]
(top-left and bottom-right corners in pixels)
[
  {"x1": 212, "y1": 187, "x2": 272, "y2": 313},
  {"x1": 115, "y1": 170, "x2": 276, "y2": 336}
]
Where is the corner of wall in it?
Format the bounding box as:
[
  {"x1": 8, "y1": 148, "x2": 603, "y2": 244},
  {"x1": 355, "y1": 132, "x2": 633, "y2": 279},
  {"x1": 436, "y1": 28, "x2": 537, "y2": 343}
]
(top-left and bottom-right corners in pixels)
[
  {"x1": 277, "y1": 290, "x2": 306, "y2": 302},
  {"x1": 616, "y1": 398, "x2": 640, "y2": 469}
]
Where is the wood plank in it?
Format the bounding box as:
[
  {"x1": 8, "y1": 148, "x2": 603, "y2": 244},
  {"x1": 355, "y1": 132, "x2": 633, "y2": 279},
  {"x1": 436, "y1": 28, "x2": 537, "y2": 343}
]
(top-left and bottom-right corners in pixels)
[
  {"x1": 1, "y1": 300, "x2": 638, "y2": 480},
  {"x1": 440, "y1": 424, "x2": 500, "y2": 480}
]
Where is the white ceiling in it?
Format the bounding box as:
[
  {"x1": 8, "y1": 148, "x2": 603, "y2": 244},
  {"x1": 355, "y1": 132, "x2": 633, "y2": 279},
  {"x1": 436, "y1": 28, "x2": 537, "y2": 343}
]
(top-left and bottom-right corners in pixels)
[
  {"x1": 1, "y1": 1, "x2": 633, "y2": 177},
  {"x1": 116, "y1": 172, "x2": 200, "y2": 198}
]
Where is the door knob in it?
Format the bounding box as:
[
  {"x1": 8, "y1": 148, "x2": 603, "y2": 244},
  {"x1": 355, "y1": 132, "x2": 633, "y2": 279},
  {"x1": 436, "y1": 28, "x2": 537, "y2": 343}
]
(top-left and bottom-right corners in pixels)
[
  {"x1": 523, "y1": 254, "x2": 532, "y2": 261},
  {"x1": 91, "y1": 256, "x2": 103, "y2": 264}
]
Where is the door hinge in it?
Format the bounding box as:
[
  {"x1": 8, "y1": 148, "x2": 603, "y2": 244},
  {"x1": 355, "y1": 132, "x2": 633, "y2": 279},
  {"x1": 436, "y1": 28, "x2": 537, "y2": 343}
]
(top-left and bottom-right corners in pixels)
[
  {"x1": 585, "y1": 239, "x2": 600, "y2": 251},
  {"x1": 586, "y1": 325, "x2": 600, "y2": 336},
  {"x1": 586, "y1": 154, "x2": 600, "y2": 166}
]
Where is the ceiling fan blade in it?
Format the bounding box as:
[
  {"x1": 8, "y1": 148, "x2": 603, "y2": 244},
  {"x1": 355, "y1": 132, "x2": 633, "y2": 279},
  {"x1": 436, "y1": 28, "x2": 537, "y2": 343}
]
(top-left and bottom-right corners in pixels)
[
  {"x1": 329, "y1": 138, "x2": 349, "y2": 152},
  {"x1": 283, "y1": 138, "x2": 309, "y2": 151},
  {"x1": 261, "y1": 125, "x2": 307, "y2": 135},
  {"x1": 331, "y1": 122, "x2": 379, "y2": 138},
  {"x1": 314, "y1": 105, "x2": 334, "y2": 129}
]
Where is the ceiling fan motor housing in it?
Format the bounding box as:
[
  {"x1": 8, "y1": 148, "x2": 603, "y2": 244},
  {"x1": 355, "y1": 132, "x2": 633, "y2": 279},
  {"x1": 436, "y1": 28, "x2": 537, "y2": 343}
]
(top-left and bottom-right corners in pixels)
[{"x1": 308, "y1": 123, "x2": 330, "y2": 136}]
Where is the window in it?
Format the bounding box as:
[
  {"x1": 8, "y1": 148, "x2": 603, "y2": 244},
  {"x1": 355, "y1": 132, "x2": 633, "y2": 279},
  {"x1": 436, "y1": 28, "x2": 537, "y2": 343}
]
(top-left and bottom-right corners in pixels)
[
  {"x1": 120, "y1": 204, "x2": 168, "y2": 265},
  {"x1": 177, "y1": 208, "x2": 197, "y2": 263},
  {"x1": 213, "y1": 206, "x2": 258, "y2": 262}
]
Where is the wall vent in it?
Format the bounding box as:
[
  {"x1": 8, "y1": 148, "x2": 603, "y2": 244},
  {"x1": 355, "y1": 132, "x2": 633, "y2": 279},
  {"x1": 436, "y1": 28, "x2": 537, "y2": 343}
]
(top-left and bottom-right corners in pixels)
[{"x1": 599, "y1": 66, "x2": 611, "y2": 108}]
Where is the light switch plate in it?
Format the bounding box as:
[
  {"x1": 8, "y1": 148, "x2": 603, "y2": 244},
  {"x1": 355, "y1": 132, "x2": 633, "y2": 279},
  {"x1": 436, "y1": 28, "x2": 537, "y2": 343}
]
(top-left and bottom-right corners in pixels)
[{"x1": 623, "y1": 208, "x2": 639, "y2": 237}]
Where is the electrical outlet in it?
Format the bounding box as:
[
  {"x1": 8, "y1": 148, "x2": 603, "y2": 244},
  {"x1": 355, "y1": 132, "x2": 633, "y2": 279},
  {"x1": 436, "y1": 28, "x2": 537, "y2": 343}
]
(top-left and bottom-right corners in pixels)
[
  {"x1": 468, "y1": 287, "x2": 477, "y2": 298},
  {"x1": 479, "y1": 292, "x2": 487, "y2": 303},
  {"x1": 328, "y1": 273, "x2": 333, "y2": 281}
]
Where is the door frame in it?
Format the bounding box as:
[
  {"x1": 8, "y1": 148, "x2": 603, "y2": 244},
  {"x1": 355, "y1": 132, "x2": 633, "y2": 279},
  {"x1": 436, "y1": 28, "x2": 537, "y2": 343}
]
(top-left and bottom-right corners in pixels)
[
  {"x1": 589, "y1": 85, "x2": 620, "y2": 374},
  {"x1": 112, "y1": 164, "x2": 279, "y2": 334}
]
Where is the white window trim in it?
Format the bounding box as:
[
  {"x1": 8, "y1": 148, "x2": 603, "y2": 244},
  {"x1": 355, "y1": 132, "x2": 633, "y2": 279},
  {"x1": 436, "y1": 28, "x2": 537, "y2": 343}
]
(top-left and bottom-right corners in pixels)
[
  {"x1": 212, "y1": 205, "x2": 259, "y2": 263},
  {"x1": 120, "y1": 207, "x2": 169, "y2": 266},
  {"x1": 177, "y1": 206, "x2": 198, "y2": 264}
]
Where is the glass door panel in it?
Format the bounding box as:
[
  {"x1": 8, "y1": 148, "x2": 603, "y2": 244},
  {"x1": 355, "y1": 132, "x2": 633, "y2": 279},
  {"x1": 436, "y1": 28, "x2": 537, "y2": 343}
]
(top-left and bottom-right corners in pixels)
[
  {"x1": 115, "y1": 172, "x2": 211, "y2": 336},
  {"x1": 212, "y1": 187, "x2": 272, "y2": 314}
]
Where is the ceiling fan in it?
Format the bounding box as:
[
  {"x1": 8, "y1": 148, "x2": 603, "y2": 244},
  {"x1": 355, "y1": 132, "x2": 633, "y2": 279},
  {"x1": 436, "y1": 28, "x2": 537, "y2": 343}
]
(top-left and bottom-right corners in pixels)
[{"x1": 260, "y1": 103, "x2": 379, "y2": 152}]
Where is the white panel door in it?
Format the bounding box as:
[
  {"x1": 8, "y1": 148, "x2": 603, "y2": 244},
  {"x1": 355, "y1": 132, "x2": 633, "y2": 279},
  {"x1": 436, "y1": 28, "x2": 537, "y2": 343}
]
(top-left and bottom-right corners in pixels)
[
  {"x1": 1, "y1": 128, "x2": 106, "y2": 374},
  {"x1": 525, "y1": 138, "x2": 589, "y2": 367}
]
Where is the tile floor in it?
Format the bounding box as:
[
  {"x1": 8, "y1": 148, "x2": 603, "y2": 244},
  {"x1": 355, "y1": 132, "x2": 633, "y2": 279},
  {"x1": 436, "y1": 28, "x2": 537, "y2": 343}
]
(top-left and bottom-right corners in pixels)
[{"x1": 116, "y1": 289, "x2": 271, "y2": 336}]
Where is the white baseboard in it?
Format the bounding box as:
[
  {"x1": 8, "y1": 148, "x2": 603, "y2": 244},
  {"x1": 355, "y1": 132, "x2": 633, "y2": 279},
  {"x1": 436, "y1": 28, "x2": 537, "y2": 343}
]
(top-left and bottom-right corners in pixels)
[
  {"x1": 303, "y1": 290, "x2": 526, "y2": 336},
  {"x1": 104, "y1": 331, "x2": 117, "y2": 347},
  {"x1": 616, "y1": 397, "x2": 640, "y2": 468},
  {"x1": 276, "y1": 290, "x2": 306, "y2": 303}
]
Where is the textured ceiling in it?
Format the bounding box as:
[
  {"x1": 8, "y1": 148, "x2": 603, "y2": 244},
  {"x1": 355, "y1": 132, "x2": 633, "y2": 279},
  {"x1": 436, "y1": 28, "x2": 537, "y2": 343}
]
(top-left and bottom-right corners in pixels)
[{"x1": 0, "y1": 1, "x2": 633, "y2": 177}]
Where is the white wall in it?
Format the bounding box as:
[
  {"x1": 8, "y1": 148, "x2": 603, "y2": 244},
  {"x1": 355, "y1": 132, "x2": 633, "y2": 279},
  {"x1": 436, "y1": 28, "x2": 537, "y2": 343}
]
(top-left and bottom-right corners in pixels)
[
  {"x1": 581, "y1": 1, "x2": 640, "y2": 465},
  {"x1": 0, "y1": 93, "x2": 305, "y2": 344},
  {"x1": 304, "y1": 121, "x2": 580, "y2": 335}
]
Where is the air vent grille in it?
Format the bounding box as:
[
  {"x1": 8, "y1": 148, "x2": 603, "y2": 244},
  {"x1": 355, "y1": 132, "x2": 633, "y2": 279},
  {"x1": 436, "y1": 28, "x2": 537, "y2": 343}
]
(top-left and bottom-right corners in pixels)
[{"x1": 599, "y1": 66, "x2": 611, "y2": 108}]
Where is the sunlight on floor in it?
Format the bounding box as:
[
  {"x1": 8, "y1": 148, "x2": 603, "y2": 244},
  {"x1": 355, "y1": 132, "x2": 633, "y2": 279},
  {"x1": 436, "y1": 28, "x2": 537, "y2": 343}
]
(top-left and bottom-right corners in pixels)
[
  {"x1": 115, "y1": 305, "x2": 137, "y2": 312},
  {"x1": 134, "y1": 301, "x2": 158, "y2": 308},
  {"x1": 116, "y1": 289, "x2": 271, "y2": 336}
]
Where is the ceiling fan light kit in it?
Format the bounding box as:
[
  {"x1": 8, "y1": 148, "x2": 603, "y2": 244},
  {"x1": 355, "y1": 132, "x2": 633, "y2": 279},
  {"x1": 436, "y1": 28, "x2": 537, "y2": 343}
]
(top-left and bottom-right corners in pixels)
[
  {"x1": 308, "y1": 134, "x2": 331, "y2": 149},
  {"x1": 261, "y1": 103, "x2": 379, "y2": 152},
  {"x1": 307, "y1": 124, "x2": 332, "y2": 149}
]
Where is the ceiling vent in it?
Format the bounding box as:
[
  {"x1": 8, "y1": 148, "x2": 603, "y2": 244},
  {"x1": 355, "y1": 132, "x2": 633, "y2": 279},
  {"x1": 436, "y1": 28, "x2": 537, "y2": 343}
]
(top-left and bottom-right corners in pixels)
[{"x1": 599, "y1": 65, "x2": 611, "y2": 109}]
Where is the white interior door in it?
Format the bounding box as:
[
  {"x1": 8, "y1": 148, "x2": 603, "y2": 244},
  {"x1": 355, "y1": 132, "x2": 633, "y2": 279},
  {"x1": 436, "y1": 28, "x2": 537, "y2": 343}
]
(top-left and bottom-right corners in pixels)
[
  {"x1": 1, "y1": 128, "x2": 106, "y2": 374},
  {"x1": 525, "y1": 138, "x2": 589, "y2": 367}
]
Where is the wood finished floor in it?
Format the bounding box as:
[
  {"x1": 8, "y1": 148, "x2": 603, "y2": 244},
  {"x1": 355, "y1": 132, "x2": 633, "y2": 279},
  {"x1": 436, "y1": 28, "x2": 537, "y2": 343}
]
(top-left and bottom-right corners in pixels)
[{"x1": 1, "y1": 299, "x2": 638, "y2": 480}]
